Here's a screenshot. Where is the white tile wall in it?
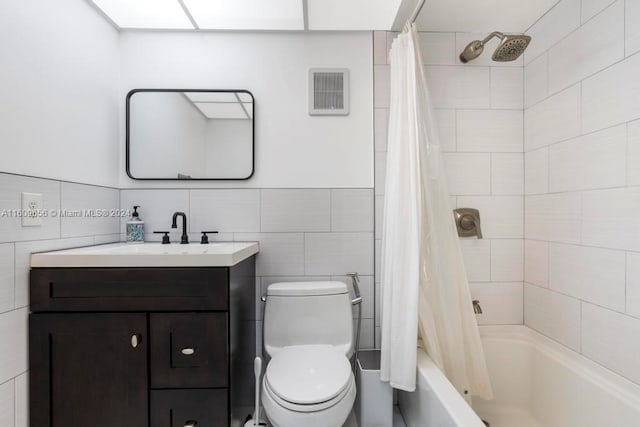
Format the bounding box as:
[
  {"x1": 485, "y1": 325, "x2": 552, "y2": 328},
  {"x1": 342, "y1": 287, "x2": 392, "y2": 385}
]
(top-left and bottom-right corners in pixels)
[
  {"x1": 442, "y1": 154, "x2": 491, "y2": 195},
  {"x1": 470, "y1": 283, "x2": 523, "y2": 325},
  {"x1": 582, "y1": 52, "x2": 640, "y2": 133},
  {"x1": 457, "y1": 196, "x2": 523, "y2": 238},
  {"x1": 582, "y1": 187, "x2": 640, "y2": 251},
  {"x1": 190, "y1": 189, "x2": 260, "y2": 233},
  {"x1": 425, "y1": 66, "x2": 491, "y2": 109},
  {"x1": 0, "y1": 380, "x2": 13, "y2": 427},
  {"x1": 261, "y1": 189, "x2": 329, "y2": 232},
  {"x1": 524, "y1": 0, "x2": 581, "y2": 64},
  {"x1": 627, "y1": 251, "x2": 640, "y2": 318},
  {"x1": 435, "y1": 109, "x2": 457, "y2": 152},
  {"x1": 491, "y1": 154, "x2": 523, "y2": 195},
  {"x1": 524, "y1": 192, "x2": 581, "y2": 243},
  {"x1": 549, "y1": 243, "x2": 626, "y2": 311},
  {"x1": 524, "y1": 0, "x2": 640, "y2": 386},
  {"x1": 460, "y1": 239, "x2": 491, "y2": 282},
  {"x1": 490, "y1": 68, "x2": 524, "y2": 109},
  {"x1": 628, "y1": 120, "x2": 640, "y2": 186},
  {"x1": 582, "y1": 303, "x2": 640, "y2": 384},
  {"x1": 14, "y1": 373, "x2": 26, "y2": 427},
  {"x1": 547, "y1": 0, "x2": 624, "y2": 93},
  {"x1": 625, "y1": 0, "x2": 640, "y2": 56},
  {"x1": 457, "y1": 110, "x2": 523, "y2": 152},
  {"x1": 524, "y1": 240, "x2": 549, "y2": 286},
  {"x1": 305, "y1": 233, "x2": 374, "y2": 276},
  {"x1": 524, "y1": 147, "x2": 549, "y2": 195},
  {"x1": 524, "y1": 84, "x2": 581, "y2": 151},
  {"x1": 419, "y1": 32, "x2": 455, "y2": 65},
  {"x1": 60, "y1": 183, "x2": 119, "y2": 238},
  {"x1": 330, "y1": 189, "x2": 374, "y2": 232},
  {"x1": 0, "y1": 308, "x2": 27, "y2": 384},
  {"x1": 524, "y1": 53, "x2": 548, "y2": 108},
  {"x1": 490, "y1": 240, "x2": 524, "y2": 281},
  {"x1": 581, "y1": 0, "x2": 616, "y2": 23},
  {"x1": 120, "y1": 189, "x2": 189, "y2": 241},
  {"x1": 524, "y1": 284, "x2": 581, "y2": 351},
  {"x1": 548, "y1": 125, "x2": 627, "y2": 192}
]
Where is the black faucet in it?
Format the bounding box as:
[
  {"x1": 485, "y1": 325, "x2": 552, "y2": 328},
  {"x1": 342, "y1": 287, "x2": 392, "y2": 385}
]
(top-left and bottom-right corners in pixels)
[{"x1": 171, "y1": 212, "x2": 189, "y2": 244}]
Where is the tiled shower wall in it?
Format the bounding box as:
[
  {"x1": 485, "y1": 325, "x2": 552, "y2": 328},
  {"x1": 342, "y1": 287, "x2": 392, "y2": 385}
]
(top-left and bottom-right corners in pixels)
[
  {"x1": 523, "y1": 0, "x2": 640, "y2": 385},
  {"x1": 373, "y1": 30, "x2": 525, "y2": 346},
  {"x1": 0, "y1": 173, "x2": 120, "y2": 426},
  {"x1": 119, "y1": 188, "x2": 376, "y2": 351}
]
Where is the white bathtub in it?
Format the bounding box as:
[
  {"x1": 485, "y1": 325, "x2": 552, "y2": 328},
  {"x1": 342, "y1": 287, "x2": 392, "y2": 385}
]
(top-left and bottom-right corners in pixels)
[{"x1": 399, "y1": 325, "x2": 640, "y2": 427}]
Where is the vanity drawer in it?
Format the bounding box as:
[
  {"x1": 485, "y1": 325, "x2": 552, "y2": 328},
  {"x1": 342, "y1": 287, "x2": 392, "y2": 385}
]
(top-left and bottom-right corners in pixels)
[
  {"x1": 30, "y1": 268, "x2": 228, "y2": 312},
  {"x1": 151, "y1": 389, "x2": 228, "y2": 427},
  {"x1": 151, "y1": 313, "x2": 228, "y2": 388}
]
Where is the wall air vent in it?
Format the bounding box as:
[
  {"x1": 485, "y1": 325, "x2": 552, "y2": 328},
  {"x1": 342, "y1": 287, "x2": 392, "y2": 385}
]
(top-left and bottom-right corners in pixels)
[{"x1": 309, "y1": 68, "x2": 349, "y2": 116}]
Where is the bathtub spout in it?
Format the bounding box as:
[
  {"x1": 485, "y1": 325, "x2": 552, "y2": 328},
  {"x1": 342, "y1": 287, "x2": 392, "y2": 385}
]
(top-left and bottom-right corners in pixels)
[{"x1": 472, "y1": 300, "x2": 483, "y2": 314}]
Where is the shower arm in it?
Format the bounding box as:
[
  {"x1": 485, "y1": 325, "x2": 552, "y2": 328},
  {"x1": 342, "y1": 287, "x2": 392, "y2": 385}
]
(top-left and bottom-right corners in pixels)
[{"x1": 479, "y1": 32, "x2": 505, "y2": 46}]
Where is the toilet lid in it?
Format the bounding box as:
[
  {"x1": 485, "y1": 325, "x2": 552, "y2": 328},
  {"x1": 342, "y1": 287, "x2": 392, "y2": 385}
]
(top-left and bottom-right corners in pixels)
[{"x1": 265, "y1": 345, "x2": 352, "y2": 405}]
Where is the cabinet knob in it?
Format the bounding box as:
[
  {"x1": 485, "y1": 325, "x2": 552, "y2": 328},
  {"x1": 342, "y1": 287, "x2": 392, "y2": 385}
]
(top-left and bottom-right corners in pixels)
[
  {"x1": 184, "y1": 421, "x2": 197, "y2": 427},
  {"x1": 181, "y1": 347, "x2": 196, "y2": 355},
  {"x1": 131, "y1": 334, "x2": 141, "y2": 348}
]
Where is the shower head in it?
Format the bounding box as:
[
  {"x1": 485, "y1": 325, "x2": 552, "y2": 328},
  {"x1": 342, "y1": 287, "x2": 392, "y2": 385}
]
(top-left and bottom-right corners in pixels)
[{"x1": 459, "y1": 32, "x2": 531, "y2": 63}]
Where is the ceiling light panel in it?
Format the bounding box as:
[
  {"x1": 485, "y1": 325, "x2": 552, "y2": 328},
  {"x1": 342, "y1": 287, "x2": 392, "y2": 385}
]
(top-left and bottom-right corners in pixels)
[
  {"x1": 195, "y1": 102, "x2": 249, "y2": 119},
  {"x1": 183, "y1": 0, "x2": 304, "y2": 30},
  {"x1": 91, "y1": 0, "x2": 194, "y2": 29}
]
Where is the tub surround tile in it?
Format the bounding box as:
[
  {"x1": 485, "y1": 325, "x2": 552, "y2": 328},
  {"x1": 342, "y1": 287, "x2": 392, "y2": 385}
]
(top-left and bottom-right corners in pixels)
[
  {"x1": 524, "y1": 240, "x2": 549, "y2": 287},
  {"x1": 524, "y1": 193, "x2": 581, "y2": 244},
  {"x1": 524, "y1": 148, "x2": 549, "y2": 195},
  {"x1": 491, "y1": 68, "x2": 524, "y2": 109},
  {"x1": 419, "y1": 32, "x2": 455, "y2": 66},
  {"x1": 491, "y1": 240, "x2": 524, "y2": 282},
  {"x1": 549, "y1": 243, "x2": 625, "y2": 312},
  {"x1": 491, "y1": 154, "x2": 523, "y2": 196},
  {"x1": 524, "y1": 284, "x2": 581, "y2": 351},
  {"x1": 456, "y1": 110, "x2": 523, "y2": 153},
  {"x1": 548, "y1": 125, "x2": 627, "y2": 192},
  {"x1": 425, "y1": 66, "x2": 491, "y2": 109},
  {"x1": 582, "y1": 0, "x2": 616, "y2": 23},
  {"x1": 524, "y1": 54, "x2": 548, "y2": 108},
  {"x1": 374, "y1": 108, "x2": 389, "y2": 152},
  {"x1": 457, "y1": 196, "x2": 523, "y2": 239},
  {"x1": 470, "y1": 282, "x2": 523, "y2": 325},
  {"x1": 261, "y1": 189, "x2": 330, "y2": 232},
  {"x1": 582, "y1": 303, "x2": 640, "y2": 384},
  {"x1": 626, "y1": 252, "x2": 640, "y2": 318},
  {"x1": 434, "y1": 109, "x2": 456, "y2": 153},
  {"x1": 582, "y1": 52, "x2": 640, "y2": 133},
  {"x1": 14, "y1": 372, "x2": 27, "y2": 427},
  {"x1": 582, "y1": 187, "x2": 640, "y2": 251},
  {"x1": 524, "y1": 85, "x2": 581, "y2": 151},
  {"x1": 442, "y1": 153, "x2": 491, "y2": 196},
  {"x1": 190, "y1": 189, "x2": 260, "y2": 233},
  {"x1": 374, "y1": 65, "x2": 390, "y2": 108},
  {"x1": 625, "y1": 0, "x2": 640, "y2": 56},
  {"x1": 547, "y1": 0, "x2": 624, "y2": 93},
  {"x1": 375, "y1": 152, "x2": 387, "y2": 195},
  {"x1": 627, "y1": 120, "x2": 640, "y2": 186},
  {"x1": 460, "y1": 239, "x2": 491, "y2": 282},
  {"x1": 524, "y1": 0, "x2": 581, "y2": 64}
]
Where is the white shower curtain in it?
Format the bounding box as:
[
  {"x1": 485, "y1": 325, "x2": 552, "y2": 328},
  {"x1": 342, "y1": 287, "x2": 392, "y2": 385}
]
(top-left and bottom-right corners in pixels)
[{"x1": 379, "y1": 24, "x2": 493, "y2": 400}]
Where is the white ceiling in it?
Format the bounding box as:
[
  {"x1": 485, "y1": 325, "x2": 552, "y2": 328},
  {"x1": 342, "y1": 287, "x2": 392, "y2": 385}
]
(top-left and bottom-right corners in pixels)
[
  {"x1": 89, "y1": 0, "x2": 560, "y2": 32},
  {"x1": 410, "y1": 0, "x2": 561, "y2": 33}
]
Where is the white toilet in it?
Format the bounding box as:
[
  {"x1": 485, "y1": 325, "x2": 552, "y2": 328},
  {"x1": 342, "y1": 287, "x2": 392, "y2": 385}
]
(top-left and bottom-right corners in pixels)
[{"x1": 262, "y1": 281, "x2": 356, "y2": 427}]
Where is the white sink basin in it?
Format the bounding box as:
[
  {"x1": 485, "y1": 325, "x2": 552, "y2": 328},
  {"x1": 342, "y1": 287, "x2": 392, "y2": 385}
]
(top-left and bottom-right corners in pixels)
[{"x1": 30, "y1": 242, "x2": 259, "y2": 268}]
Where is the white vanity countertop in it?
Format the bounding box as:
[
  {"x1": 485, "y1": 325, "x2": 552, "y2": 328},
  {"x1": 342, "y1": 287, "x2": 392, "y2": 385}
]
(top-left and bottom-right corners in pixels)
[{"x1": 30, "y1": 242, "x2": 259, "y2": 268}]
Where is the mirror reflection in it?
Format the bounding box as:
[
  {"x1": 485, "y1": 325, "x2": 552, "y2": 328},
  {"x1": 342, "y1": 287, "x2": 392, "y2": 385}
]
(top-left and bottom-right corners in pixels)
[{"x1": 127, "y1": 90, "x2": 254, "y2": 180}]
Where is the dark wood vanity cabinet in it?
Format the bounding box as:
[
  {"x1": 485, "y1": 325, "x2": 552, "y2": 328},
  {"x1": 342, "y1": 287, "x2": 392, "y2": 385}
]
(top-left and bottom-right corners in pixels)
[{"x1": 29, "y1": 257, "x2": 256, "y2": 427}]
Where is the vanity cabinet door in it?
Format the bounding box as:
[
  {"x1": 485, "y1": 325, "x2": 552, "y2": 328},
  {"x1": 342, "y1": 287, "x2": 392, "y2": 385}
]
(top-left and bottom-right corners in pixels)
[{"x1": 30, "y1": 313, "x2": 148, "y2": 427}]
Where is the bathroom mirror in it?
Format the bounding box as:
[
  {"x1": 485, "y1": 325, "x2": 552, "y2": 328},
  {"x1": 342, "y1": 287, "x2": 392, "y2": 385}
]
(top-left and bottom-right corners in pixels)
[{"x1": 126, "y1": 89, "x2": 254, "y2": 180}]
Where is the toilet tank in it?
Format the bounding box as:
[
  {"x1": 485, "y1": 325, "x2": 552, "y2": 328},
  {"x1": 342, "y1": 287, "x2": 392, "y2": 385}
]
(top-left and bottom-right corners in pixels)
[{"x1": 263, "y1": 281, "x2": 354, "y2": 358}]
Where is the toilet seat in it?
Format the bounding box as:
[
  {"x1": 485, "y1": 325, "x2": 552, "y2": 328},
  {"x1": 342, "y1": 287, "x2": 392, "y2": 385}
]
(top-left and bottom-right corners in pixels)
[{"x1": 264, "y1": 344, "x2": 353, "y2": 412}]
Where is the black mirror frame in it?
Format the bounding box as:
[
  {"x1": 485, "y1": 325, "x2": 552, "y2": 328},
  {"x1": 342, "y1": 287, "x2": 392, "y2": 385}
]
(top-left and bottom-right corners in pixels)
[{"x1": 125, "y1": 88, "x2": 255, "y2": 181}]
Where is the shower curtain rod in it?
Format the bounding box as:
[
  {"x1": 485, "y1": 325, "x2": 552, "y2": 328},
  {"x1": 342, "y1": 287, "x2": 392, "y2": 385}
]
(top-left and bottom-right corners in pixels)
[{"x1": 408, "y1": 0, "x2": 426, "y2": 24}]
